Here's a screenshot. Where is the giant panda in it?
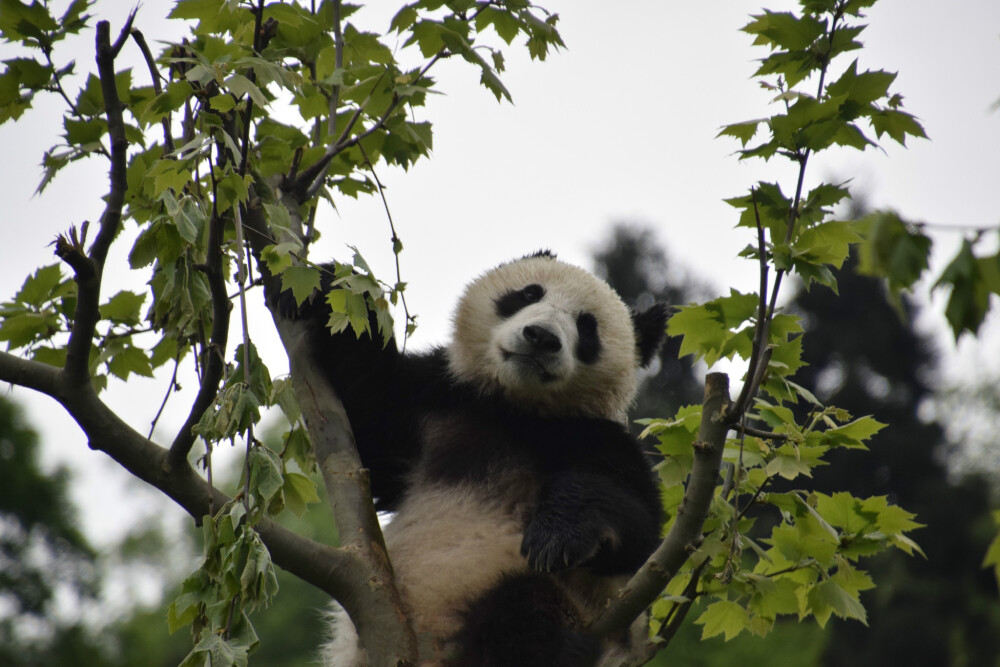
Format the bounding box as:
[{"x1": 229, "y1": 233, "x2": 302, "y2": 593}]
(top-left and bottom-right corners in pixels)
[{"x1": 283, "y1": 251, "x2": 668, "y2": 667}]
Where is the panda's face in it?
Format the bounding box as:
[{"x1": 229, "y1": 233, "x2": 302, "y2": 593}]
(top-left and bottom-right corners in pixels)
[
  {"x1": 448, "y1": 254, "x2": 644, "y2": 422},
  {"x1": 492, "y1": 282, "x2": 601, "y2": 388}
]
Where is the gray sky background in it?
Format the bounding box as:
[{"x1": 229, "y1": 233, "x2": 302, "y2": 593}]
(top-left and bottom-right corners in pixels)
[{"x1": 1, "y1": 0, "x2": 999, "y2": 547}]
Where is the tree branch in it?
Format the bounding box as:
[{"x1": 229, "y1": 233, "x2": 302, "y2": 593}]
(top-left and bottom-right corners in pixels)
[
  {"x1": 727, "y1": 188, "x2": 770, "y2": 421},
  {"x1": 0, "y1": 351, "x2": 63, "y2": 396},
  {"x1": 276, "y1": 316, "x2": 417, "y2": 665},
  {"x1": 169, "y1": 209, "x2": 231, "y2": 468},
  {"x1": 589, "y1": 372, "x2": 730, "y2": 639},
  {"x1": 243, "y1": 186, "x2": 417, "y2": 665},
  {"x1": 131, "y1": 28, "x2": 175, "y2": 154},
  {"x1": 0, "y1": 350, "x2": 364, "y2": 610},
  {"x1": 59, "y1": 17, "x2": 134, "y2": 386}
]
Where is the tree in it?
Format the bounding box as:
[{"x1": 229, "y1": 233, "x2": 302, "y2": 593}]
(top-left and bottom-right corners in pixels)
[
  {"x1": 0, "y1": 396, "x2": 99, "y2": 665},
  {"x1": 0, "y1": 1, "x2": 955, "y2": 665}
]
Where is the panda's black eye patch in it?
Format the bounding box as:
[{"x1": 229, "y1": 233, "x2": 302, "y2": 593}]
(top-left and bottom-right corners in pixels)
[
  {"x1": 576, "y1": 313, "x2": 602, "y2": 364},
  {"x1": 495, "y1": 284, "x2": 545, "y2": 318}
]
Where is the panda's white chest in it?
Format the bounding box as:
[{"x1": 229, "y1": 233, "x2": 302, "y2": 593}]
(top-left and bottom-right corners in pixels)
[{"x1": 383, "y1": 482, "x2": 533, "y2": 652}]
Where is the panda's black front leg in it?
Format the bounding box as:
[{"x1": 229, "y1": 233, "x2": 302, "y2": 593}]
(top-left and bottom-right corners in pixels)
[{"x1": 521, "y1": 472, "x2": 660, "y2": 574}]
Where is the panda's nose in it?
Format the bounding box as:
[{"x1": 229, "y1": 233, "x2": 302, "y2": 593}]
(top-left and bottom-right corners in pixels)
[{"x1": 523, "y1": 325, "x2": 562, "y2": 354}]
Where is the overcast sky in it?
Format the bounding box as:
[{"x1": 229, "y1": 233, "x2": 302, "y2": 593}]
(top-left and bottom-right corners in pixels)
[{"x1": 2, "y1": 0, "x2": 999, "y2": 546}]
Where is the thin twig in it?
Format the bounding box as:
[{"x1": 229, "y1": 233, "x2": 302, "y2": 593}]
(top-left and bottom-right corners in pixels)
[
  {"x1": 42, "y1": 49, "x2": 81, "y2": 118},
  {"x1": 727, "y1": 187, "x2": 770, "y2": 421},
  {"x1": 131, "y1": 28, "x2": 175, "y2": 153},
  {"x1": 233, "y1": 201, "x2": 256, "y2": 515},
  {"x1": 732, "y1": 422, "x2": 789, "y2": 441},
  {"x1": 297, "y1": 51, "x2": 446, "y2": 202},
  {"x1": 149, "y1": 354, "x2": 182, "y2": 440},
  {"x1": 169, "y1": 150, "x2": 231, "y2": 468},
  {"x1": 357, "y1": 143, "x2": 414, "y2": 350},
  {"x1": 328, "y1": 0, "x2": 343, "y2": 138},
  {"x1": 655, "y1": 559, "x2": 708, "y2": 646}
]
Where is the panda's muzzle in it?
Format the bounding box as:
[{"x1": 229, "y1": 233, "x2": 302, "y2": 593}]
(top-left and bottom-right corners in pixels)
[
  {"x1": 522, "y1": 325, "x2": 562, "y2": 354},
  {"x1": 500, "y1": 325, "x2": 563, "y2": 382}
]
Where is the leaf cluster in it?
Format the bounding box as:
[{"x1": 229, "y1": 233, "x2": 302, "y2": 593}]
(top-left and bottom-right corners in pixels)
[
  {"x1": 167, "y1": 503, "x2": 278, "y2": 667},
  {"x1": 650, "y1": 0, "x2": 928, "y2": 647},
  {"x1": 856, "y1": 211, "x2": 1000, "y2": 338},
  {"x1": 644, "y1": 398, "x2": 921, "y2": 641},
  {"x1": 1, "y1": 1, "x2": 564, "y2": 660}
]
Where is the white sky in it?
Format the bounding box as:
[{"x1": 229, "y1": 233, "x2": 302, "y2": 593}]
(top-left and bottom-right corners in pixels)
[{"x1": 1, "y1": 0, "x2": 999, "y2": 548}]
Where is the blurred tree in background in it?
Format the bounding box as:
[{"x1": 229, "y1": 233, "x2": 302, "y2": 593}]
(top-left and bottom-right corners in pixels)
[
  {"x1": 592, "y1": 225, "x2": 707, "y2": 422},
  {"x1": 0, "y1": 396, "x2": 101, "y2": 665}
]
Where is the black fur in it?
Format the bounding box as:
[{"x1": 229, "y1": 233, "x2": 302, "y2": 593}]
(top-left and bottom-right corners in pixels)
[
  {"x1": 575, "y1": 312, "x2": 602, "y2": 364},
  {"x1": 452, "y1": 572, "x2": 601, "y2": 667},
  {"x1": 633, "y1": 302, "x2": 671, "y2": 367},
  {"x1": 276, "y1": 259, "x2": 665, "y2": 665},
  {"x1": 495, "y1": 283, "x2": 545, "y2": 318}
]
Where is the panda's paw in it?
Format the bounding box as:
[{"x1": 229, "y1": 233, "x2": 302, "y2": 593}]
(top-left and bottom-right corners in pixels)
[{"x1": 521, "y1": 517, "x2": 602, "y2": 572}]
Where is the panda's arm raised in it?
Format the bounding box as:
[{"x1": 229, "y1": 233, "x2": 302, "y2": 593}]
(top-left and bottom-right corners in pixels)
[
  {"x1": 277, "y1": 274, "x2": 451, "y2": 510},
  {"x1": 521, "y1": 421, "x2": 663, "y2": 575}
]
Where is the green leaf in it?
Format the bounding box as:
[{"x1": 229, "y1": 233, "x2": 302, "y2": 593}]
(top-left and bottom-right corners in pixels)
[
  {"x1": 390, "y1": 6, "x2": 418, "y2": 34},
  {"x1": 814, "y1": 492, "x2": 877, "y2": 535},
  {"x1": 209, "y1": 93, "x2": 236, "y2": 113},
  {"x1": 100, "y1": 290, "x2": 146, "y2": 325},
  {"x1": 248, "y1": 445, "x2": 283, "y2": 504},
  {"x1": 106, "y1": 344, "x2": 155, "y2": 380},
  {"x1": 825, "y1": 60, "x2": 896, "y2": 108},
  {"x1": 282, "y1": 426, "x2": 314, "y2": 474},
  {"x1": 747, "y1": 575, "x2": 801, "y2": 619},
  {"x1": 857, "y1": 211, "x2": 932, "y2": 295},
  {"x1": 696, "y1": 600, "x2": 749, "y2": 641},
  {"x1": 216, "y1": 168, "x2": 250, "y2": 212},
  {"x1": 225, "y1": 72, "x2": 268, "y2": 108},
  {"x1": 641, "y1": 405, "x2": 700, "y2": 486},
  {"x1": 167, "y1": 571, "x2": 213, "y2": 633},
  {"x1": 743, "y1": 11, "x2": 826, "y2": 51},
  {"x1": 667, "y1": 290, "x2": 758, "y2": 366},
  {"x1": 860, "y1": 496, "x2": 922, "y2": 536},
  {"x1": 765, "y1": 444, "x2": 822, "y2": 480},
  {"x1": 280, "y1": 265, "x2": 321, "y2": 307},
  {"x1": 14, "y1": 264, "x2": 63, "y2": 306},
  {"x1": 933, "y1": 239, "x2": 991, "y2": 337},
  {"x1": 476, "y1": 6, "x2": 521, "y2": 44},
  {"x1": 270, "y1": 377, "x2": 301, "y2": 425},
  {"x1": 0, "y1": 311, "x2": 59, "y2": 348},
  {"x1": 159, "y1": 190, "x2": 206, "y2": 243},
  {"x1": 870, "y1": 108, "x2": 927, "y2": 146},
  {"x1": 718, "y1": 119, "x2": 765, "y2": 147},
  {"x1": 807, "y1": 579, "x2": 867, "y2": 627},
  {"x1": 63, "y1": 116, "x2": 107, "y2": 147},
  {"x1": 282, "y1": 471, "x2": 320, "y2": 517},
  {"x1": 326, "y1": 288, "x2": 372, "y2": 339}
]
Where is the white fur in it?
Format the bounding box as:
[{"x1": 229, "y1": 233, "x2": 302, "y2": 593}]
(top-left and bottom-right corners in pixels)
[
  {"x1": 448, "y1": 255, "x2": 640, "y2": 422},
  {"x1": 322, "y1": 485, "x2": 533, "y2": 666}
]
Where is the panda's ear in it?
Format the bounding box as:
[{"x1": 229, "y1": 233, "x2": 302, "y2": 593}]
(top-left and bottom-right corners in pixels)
[{"x1": 632, "y1": 303, "x2": 669, "y2": 367}]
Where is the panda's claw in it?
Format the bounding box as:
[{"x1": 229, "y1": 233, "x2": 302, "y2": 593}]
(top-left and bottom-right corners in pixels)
[{"x1": 522, "y1": 522, "x2": 602, "y2": 572}]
